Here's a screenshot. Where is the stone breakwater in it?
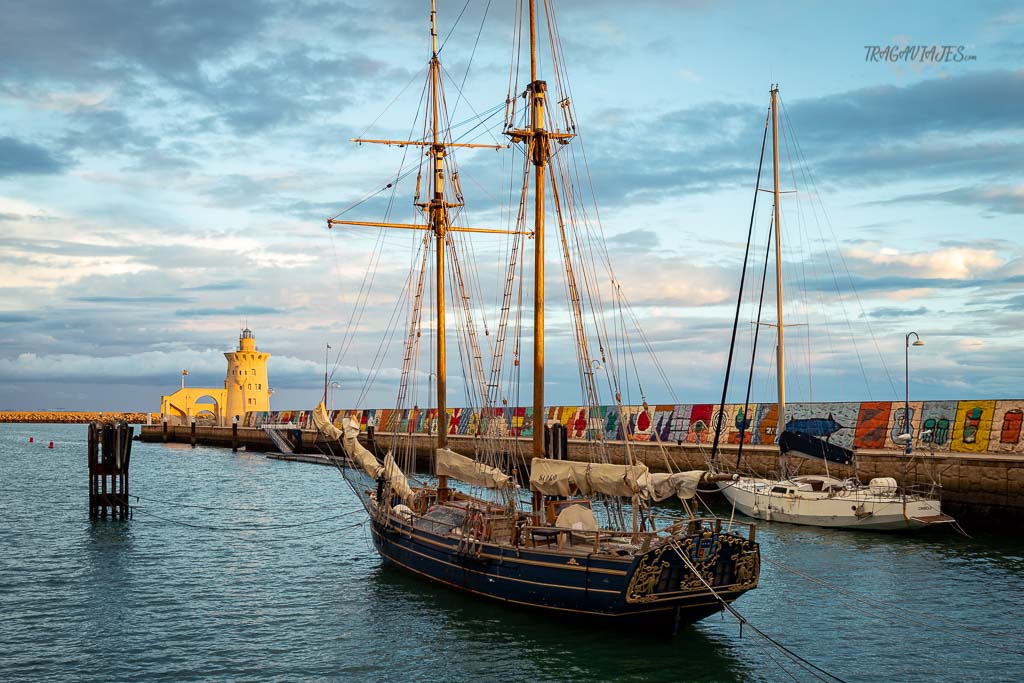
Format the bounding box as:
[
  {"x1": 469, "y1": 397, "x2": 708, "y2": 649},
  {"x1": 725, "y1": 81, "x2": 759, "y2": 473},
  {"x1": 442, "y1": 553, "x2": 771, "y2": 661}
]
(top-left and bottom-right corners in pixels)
[
  {"x1": 141, "y1": 425, "x2": 1024, "y2": 528},
  {"x1": 1, "y1": 412, "x2": 157, "y2": 424}
]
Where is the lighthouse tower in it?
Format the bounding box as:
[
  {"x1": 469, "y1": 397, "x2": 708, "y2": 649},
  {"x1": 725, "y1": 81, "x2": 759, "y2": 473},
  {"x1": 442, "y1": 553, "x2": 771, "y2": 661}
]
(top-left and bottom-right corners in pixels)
[{"x1": 224, "y1": 327, "x2": 271, "y2": 423}]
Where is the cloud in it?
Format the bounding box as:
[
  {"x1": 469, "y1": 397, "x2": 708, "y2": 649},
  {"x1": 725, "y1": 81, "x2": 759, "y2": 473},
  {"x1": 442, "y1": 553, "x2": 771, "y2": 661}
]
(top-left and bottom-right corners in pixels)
[
  {"x1": 579, "y1": 69, "x2": 1024, "y2": 206},
  {"x1": 180, "y1": 305, "x2": 288, "y2": 317},
  {"x1": 869, "y1": 306, "x2": 929, "y2": 319},
  {"x1": 876, "y1": 185, "x2": 1024, "y2": 215},
  {"x1": 74, "y1": 295, "x2": 197, "y2": 305},
  {"x1": 0, "y1": 137, "x2": 68, "y2": 176}
]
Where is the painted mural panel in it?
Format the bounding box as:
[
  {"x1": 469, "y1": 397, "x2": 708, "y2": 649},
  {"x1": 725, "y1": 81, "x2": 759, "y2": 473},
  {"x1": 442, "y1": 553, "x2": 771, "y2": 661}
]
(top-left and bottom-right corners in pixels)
[
  {"x1": 563, "y1": 407, "x2": 588, "y2": 438},
  {"x1": 853, "y1": 401, "x2": 891, "y2": 449},
  {"x1": 951, "y1": 400, "x2": 996, "y2": 453},
  {"x1": 599, "y1": 406, "x2": 623, "y2": 441},
  {"x1": 684, "y1": 404, "x2": 714, "y2": 444},
  {"x1": 627, "y1": 406, "x2": 656, "y2": 441},
  {"x1": 648, "y1": 405, "x2": 674, "y2": 442},
  {"x1": 780, "y1": 401, "x2": 858, "y2": 450},
  {"x1": 992, "y1": 401, "x2": 1024, "y2": 453},
  {"x1": 663, "y1": 404, "x2": 690, "y2": 443},
  {"x1": 725, "y1": 403, "x2": 757, "y2": 444},
  {"x1": 885, "y1": 402, "x2": 922, "y2": 450},
  {"x1": 915, "y1": 401, "x2": 955, "y2": 452},
  {"x1": 753, "y1": 403, "x2": 778, "y2": 445}
]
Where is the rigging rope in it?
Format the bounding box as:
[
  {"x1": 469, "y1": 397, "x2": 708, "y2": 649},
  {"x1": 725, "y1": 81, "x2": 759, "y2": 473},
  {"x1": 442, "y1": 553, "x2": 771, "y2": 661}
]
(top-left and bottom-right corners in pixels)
[{"x1": 761, "y1": 555, "x2": 1024, "y2": 657}]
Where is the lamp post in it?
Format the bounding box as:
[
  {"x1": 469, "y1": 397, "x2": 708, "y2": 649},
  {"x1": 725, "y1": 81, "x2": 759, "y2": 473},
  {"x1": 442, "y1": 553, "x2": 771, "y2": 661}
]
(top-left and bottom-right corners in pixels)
[
  {"x1": 904, "y1": 332, "x2": 924, "y2": 453},
  {"x1": 330, "y1": 381, "x2": 342, "y2": 412}
]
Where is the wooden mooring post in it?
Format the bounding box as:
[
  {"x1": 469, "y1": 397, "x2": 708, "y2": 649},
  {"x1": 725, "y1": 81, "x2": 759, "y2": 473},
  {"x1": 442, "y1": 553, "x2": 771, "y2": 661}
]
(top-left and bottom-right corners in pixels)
[{"x1": 88, "y1": 422, "x2": 133, "y2": 519}]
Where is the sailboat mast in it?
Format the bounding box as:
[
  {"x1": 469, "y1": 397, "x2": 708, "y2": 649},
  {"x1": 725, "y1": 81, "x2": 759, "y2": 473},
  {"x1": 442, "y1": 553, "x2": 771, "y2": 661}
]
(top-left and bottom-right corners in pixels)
[
  {"x1": 528, "y1": 0, "x2": 547, "y2": 458},
  {"x1": 770, "y1": 85, "x2": 786, "y2": 447},
  {"x1": 430, "y1": 0, "x2": 448, "y2": 450}
]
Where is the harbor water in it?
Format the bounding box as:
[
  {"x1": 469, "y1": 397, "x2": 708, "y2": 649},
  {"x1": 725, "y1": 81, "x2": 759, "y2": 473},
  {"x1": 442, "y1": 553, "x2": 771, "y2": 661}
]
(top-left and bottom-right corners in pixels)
[{"x1": 2, "y1": 423, "x2": 1023, "y2": 682}]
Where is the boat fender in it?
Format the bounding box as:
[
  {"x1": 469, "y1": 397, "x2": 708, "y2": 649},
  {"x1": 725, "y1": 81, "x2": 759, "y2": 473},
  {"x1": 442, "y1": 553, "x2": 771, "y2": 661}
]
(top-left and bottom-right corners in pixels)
[{"x1": 470, "y1": 512, "x2": 485, "y2": 539}]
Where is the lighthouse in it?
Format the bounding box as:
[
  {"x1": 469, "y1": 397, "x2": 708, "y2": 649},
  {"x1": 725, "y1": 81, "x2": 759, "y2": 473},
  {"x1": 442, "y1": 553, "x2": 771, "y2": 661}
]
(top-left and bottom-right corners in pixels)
[{"x1": 224, "y1": 328, "x2": 271, "y2": 423}]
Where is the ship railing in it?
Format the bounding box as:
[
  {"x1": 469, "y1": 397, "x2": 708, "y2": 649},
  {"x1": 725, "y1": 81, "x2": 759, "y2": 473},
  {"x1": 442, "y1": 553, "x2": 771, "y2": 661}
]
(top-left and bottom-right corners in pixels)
[
  {"x1": 901, "y1": 481, "x2": 942, "y2": 500},
  {"x1": 518, "y1": 515, "x2": 757, "y2": 553}
]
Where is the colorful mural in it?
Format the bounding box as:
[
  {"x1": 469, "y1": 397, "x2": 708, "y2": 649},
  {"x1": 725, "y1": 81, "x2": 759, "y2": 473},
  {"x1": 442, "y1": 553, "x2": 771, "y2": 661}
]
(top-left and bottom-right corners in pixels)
[{"x1": 244, "y1": 398, "x2": 1024, "y2": 454}]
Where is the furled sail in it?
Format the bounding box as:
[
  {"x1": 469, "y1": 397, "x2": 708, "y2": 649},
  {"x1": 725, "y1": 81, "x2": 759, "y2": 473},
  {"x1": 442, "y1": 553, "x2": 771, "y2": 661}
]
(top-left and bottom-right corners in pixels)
[
  {"x1": 779, "y1": 430, "x2": 854, "y2": 465},
  {"x1": 337, "y1": 414, "x2": 384, "y2": 479},
  {"x1": 530, "y1": 458, "x2": 651, "y2": 498},
  {"x1": 383, "y1": 452, "x2": 415, "y2": 506},
  {"x1": 649, "y1": 471, "x2": 704, "y2": 502},
  {"x1": 311, "y1": 401, "x2": 344, "y2": 441},
  {"x1": 436, "y1": 448, "x2": 512, "y2": 489}
]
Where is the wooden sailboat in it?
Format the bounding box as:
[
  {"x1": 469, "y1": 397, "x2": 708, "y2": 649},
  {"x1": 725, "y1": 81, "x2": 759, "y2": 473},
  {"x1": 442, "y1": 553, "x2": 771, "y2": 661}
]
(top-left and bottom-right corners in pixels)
[
  {"x1": 711, "y1": 86, "x2": 954, "y2": 531},
  {"x1": 313, "y1": 0, "x2": 760, "y2": 631}
]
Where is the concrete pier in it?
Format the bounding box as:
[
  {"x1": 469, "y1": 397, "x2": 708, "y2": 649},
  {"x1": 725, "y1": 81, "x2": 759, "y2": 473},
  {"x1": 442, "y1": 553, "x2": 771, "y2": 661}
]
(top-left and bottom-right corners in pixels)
[{"x1": 139, "y1": 425, "x2": 1023, "y2": 527}]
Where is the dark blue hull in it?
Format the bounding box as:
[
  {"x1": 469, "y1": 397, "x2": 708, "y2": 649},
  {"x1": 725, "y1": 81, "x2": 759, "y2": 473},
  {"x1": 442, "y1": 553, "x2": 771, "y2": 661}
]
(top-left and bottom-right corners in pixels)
[{"x1": 369, "y1": 514, "x2": 759, "y2": 631}]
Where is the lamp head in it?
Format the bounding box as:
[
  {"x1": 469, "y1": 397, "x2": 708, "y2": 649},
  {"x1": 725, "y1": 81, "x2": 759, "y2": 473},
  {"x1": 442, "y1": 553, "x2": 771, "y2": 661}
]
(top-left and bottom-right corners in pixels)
[{"x1": 912, "y1": 340, "x2": 925, "y2": 347}]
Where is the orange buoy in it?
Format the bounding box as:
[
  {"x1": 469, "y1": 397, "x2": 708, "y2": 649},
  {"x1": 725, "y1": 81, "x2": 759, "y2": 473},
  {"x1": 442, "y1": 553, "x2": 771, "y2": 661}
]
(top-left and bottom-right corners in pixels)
[
  {"x1": 29, "y1": 436, "x2": 34, "y2": 443},
  {"x1": 48, "y1": 441, "x2": 54, "y2": 449}
]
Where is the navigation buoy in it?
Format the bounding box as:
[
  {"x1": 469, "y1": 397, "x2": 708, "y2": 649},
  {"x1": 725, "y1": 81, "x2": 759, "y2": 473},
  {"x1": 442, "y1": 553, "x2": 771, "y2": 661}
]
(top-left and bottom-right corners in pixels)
[
  {"x1": 29, "y1": 436, "x2": 34, "y2": 443},
  {"x1": 48, "y1": 441, "x2": 54, "y2": 449}
]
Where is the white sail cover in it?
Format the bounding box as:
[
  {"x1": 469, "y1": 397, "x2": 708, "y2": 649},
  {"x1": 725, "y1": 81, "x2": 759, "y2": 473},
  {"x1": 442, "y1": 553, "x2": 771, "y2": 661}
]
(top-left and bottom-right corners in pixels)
[
  {"x1": 436, "y1": 448, "x2": 511, "y2": 489},
  {"x1": 555, "y1": 503, "x2": 598, "y2": 531},
  {"x1": 530, "y1": 458, "x2": 650, "y2": 498},
  {"x1": 649, "y1": 471, "x2": 705, "y2": 502}
]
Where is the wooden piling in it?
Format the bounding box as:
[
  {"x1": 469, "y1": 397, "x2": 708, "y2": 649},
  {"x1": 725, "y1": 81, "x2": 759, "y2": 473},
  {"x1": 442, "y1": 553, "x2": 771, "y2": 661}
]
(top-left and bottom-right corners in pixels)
[
  {"x1": 232, "y1": 419, "x2": 238, "y2": 452},
  {"x1": 191, "y1": 417, "x2": 197, "y2": 448},
  {"x1": 88, "y1": 422, "x2": 133, "y2": 519},
  {"x1": 162, "y1": 418, "x2": 168, "y2": 443}
]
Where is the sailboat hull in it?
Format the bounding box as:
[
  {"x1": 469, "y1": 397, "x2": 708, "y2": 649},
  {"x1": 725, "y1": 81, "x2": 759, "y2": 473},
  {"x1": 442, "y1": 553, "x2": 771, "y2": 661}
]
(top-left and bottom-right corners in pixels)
[
  {"x1": 368, "y1": 512, "x2": 760, "y2": 631},
  {"x1": 717, "y1": 479, "x2": 951, "y2": 530}
]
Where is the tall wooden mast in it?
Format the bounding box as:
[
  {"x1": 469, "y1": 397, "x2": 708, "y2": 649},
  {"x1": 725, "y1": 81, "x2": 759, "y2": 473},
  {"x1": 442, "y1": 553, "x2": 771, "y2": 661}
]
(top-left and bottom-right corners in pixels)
[
  {"x1": 328, "y1": 2, "x2": 515, "y2": 472},
  {"x1": 770, "y1": 85, "x2": 787, "y2": 468},
  {"x1": 498, "y1": 0, "x2": 574, "y2": 458},
  {"x1": 429, "y1": 0, "x2": 447, "y2": 451}
]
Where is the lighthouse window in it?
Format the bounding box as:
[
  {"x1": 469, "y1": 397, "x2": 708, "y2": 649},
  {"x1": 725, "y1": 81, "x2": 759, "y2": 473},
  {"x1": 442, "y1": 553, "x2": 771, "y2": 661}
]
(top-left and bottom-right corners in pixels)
[
  {"x1": 258, "y1": 384, "x2": 262, "y2": 389},
  {"x1": 248, "y1": 384, "x2": 251, "y2": 390}
]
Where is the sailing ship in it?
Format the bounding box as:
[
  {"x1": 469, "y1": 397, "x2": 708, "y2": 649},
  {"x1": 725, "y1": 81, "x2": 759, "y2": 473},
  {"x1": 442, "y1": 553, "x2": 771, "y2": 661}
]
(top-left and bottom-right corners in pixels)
[
  {"x1": 313, "y1": 1, "x2": 761, "y2": 631},
  {"x1": 709, "y1": 86, "x2": 953, "y2": 531}
]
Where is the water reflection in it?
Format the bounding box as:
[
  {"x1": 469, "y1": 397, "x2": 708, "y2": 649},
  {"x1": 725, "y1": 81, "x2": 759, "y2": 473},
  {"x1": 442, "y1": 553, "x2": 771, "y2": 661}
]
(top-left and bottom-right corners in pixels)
[{"x1": 368, "y1": 566, "x2": 754, "y2": 682}]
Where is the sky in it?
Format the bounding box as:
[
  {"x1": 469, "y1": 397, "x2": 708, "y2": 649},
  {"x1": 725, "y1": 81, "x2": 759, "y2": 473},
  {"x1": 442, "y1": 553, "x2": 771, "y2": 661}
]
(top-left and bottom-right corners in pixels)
[{"x1": 1, "y1": 0, "x2": 1022, "y2": 412}]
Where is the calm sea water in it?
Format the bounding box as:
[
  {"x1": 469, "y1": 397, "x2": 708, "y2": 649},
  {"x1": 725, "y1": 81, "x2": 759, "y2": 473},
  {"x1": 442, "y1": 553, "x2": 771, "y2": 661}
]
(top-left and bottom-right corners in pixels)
[{"x1": 2, "y1": 423, "x2": 1023, "y2": 682}]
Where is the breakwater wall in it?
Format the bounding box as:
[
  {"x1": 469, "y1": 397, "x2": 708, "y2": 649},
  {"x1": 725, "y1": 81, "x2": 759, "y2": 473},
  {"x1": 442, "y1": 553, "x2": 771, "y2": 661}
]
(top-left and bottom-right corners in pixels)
[
  {"x1": 141, "y1": 425, "x2": 1024, "y2": 528},
  {"x1": 244, "y1": 397, "x2": 1024, "y2": 455},
  {"x1": 2, "y1": 411, "x2": 157, "y2": 424}
]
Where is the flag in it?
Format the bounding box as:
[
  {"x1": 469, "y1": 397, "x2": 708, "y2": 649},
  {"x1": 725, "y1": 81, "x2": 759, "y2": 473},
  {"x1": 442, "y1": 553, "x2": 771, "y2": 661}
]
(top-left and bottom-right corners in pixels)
[{"x1": 182, "y1": 369, "x2": 188, "y2": 376}]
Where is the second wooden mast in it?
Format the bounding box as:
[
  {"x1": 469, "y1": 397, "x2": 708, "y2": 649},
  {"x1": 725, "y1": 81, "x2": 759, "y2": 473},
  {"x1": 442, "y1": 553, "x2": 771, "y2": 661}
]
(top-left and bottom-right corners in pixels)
[
  {"x1": 527, "y1": 0, "x2": 547, "y2": 460},
  {"x1": 506, "y1": 0, "x2": 572, "y2": 459}
]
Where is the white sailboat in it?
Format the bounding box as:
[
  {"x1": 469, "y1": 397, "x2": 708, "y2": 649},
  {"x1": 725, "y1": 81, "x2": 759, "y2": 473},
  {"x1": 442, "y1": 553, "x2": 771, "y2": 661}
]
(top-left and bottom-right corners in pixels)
[{"x1": 712, "y1": 86, "x2": 954, "y2": 531}]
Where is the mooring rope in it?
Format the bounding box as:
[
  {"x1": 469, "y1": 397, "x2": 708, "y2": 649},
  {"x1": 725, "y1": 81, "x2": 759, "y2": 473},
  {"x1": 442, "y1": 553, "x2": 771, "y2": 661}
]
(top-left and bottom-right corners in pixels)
[
  {"x1": 131, "y1": 493, "x2": 320, "y2": 514},
  {"x1": 129, "y1": 506, "x2": 364, "y2": 532},
  {"x1": 665, "y1": 538, "x2": 847, "y2": 683},
  {"x1": 761, "y1": 555, "x2": 1024, "y2": 656},
  {"x1": 129, "y1": 507, "x2": 368, "y2": 543}
]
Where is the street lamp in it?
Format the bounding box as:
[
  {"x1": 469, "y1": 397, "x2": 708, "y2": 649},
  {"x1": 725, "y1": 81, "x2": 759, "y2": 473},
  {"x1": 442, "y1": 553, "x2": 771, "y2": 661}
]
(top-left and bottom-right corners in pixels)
[
  {"x1": 904, "y1": 332, "x2": 925, "y2": 453},
  {"x1": 330, "y1": 381, "x2": 342, "y2": 412}
]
